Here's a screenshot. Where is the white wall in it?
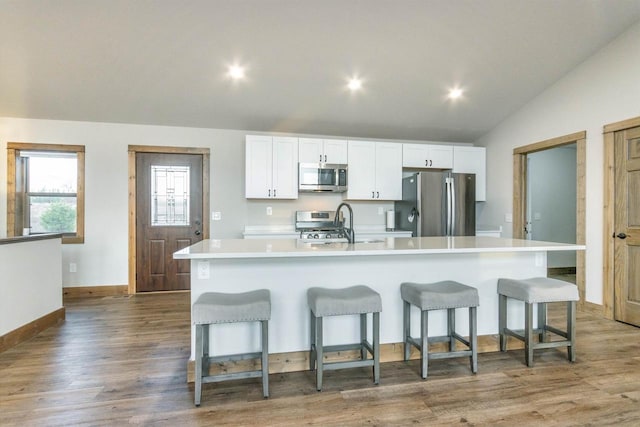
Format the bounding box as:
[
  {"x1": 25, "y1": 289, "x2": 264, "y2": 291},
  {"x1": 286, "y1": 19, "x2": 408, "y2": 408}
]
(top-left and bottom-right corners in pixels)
[
  {"x1": 528, "y1": 146, "x2": 576, "y2": 268},
  {"x1": 475, "y1": 21, "x2": 640, "y2": 304},
  {"x1": 0, "y1": 118, "x2": 447, "y2": 287}
]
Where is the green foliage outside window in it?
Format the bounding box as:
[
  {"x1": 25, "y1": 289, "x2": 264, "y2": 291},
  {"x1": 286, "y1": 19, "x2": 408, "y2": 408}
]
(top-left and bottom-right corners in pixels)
[{"x1": 40, "y1": 201, "x2": 76, "y2": 232}]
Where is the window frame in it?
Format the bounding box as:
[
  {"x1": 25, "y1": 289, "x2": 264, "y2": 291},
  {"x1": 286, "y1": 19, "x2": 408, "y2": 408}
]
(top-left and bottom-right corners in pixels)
[{"x1": 7, "y1": 142, "x2": 85, "y2": 244}]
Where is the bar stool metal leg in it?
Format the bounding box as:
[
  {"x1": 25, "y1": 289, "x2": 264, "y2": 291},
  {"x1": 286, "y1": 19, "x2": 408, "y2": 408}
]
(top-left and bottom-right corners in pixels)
[
  {"x1": 420, "y1": 310, "x2": 429, "y2": 379},
  {"x1": 309, "y1": 312, "x2": 316, "y2": 371},
  {"x1": 261, "y1": 320, "x2": 269, "y2": 398},
  {"x1": 525, "y1": 302, "x2": 534, "y2": 367},
  {"x1": 499, "y1": 294, "x2": 507, "y2": 352},
  {"x1": 316, "y1": 316, "x2": 324, "y2": 391},
  {"x1": 470, "y1": 306, "x2": 478, "y2": 374},
  {"x1": 195, "y1": 324, "x2": 204, "y2": 407},
  {"x1": 403, "y1": 301, "x2": 411, "y2": 361},
  {"x1": 373, "y1": 312, "x2": 380, "y2": 384},
  {"x1": 447, "y1": 308, "x2": 456, "y2": 352},
  {"x1": 360, "y1": 313, "x2": 367, "y2": 360},
  {"x1": 568, "y1": 301, "x2": 577, "y2": 362},
  {"x1": 538, "y1": 302, "x2": 547, "y2": 343}
]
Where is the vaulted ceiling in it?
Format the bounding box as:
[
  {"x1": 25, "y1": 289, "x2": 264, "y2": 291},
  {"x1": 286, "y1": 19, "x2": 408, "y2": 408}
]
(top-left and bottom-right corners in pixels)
[{"x1": 2, "y1": 0, "x2": 640, "y2": 142}]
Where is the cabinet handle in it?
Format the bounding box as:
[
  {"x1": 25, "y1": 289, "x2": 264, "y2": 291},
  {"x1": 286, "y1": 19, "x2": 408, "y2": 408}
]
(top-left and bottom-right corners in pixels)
[
  {"x1": 377, "y1": 191, "x2": 380, "y2": 199},
  {"x1": 268, "y1": 189, "x2": 271, "y2": 197},
  {"x1": 425, "y1": 160, "x2": 428, "y2": 167},
  {"x1": 319, "y1": 154, "x2": 322, "y2": 162},
  {"x1": 324, "y1": 154, "x2": 327, "y2": 162},
  {"x1": 430, "y1": 159, "x2": 433, "y2": 167},
  {"x1": 372, "y1": 191, "x2": 375, "y2": 198},
  {"x1": 273, "y1": 189, "x2": 277, "y2": 197}
]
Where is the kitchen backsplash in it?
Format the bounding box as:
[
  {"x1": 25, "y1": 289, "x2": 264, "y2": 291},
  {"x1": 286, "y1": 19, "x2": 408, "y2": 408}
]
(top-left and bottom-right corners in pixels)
[{"x1": 246, "y1": 193, "x2": 395, "y2": 228}]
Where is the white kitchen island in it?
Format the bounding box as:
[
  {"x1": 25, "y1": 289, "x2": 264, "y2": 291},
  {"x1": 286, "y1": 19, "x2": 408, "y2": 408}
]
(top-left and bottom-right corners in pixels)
[{"x1": 174, "y1": 236, "x2": 584, "y2": 373}]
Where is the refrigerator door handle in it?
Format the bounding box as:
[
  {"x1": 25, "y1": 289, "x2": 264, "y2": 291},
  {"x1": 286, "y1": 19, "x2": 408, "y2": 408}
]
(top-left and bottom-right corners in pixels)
[
  {"x1": 450, "y1": 176, "x2": 456, "y2": 236},
  {"x1": 445, "y1": 177, "x2": 452, "y2": 236}
]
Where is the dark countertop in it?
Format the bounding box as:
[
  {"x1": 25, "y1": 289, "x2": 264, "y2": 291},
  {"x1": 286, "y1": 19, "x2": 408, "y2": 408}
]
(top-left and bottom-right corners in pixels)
[{"x1": 0, "y1": 233, "x2": 64, "y2": 245}]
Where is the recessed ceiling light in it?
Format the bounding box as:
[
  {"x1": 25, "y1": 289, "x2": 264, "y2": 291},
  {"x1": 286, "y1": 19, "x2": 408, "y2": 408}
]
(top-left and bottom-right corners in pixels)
[
  {"x1": 228, "y1": 65, "x2": 245, "y2": 80},
  {"x1": 347, "y1": 77, "x2": 362, "y2": 92},
  {"x1": 447, "y1": 87, "x2": 464, "y2": 100}
]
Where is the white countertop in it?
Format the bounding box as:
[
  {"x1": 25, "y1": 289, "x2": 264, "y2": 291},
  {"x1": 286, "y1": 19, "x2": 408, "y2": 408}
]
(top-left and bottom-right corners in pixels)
[{"x1": 174, "y1": 236, "x2": 585, "y2": 259}]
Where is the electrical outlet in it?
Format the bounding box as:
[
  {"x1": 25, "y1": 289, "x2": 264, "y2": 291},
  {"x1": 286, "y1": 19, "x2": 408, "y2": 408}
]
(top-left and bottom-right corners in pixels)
[
  {"x1": 505, "y1": 213, "x2": 513, "y2": 223},
  {"x1": 197, "y1": 260, "x2": 210, "y2": 279},
  {"x1": 266, "y1": 206, "x2": 272, "y2": 216},
  {"x1": 535, "y1": 252, "x2": 544, "y2": 267},
  {"x1": 212, "y1": 211, "x2": 222, "y2": 221},
  {"x1": 69, "y1": 262, "x2": 77, "y2": 273}
]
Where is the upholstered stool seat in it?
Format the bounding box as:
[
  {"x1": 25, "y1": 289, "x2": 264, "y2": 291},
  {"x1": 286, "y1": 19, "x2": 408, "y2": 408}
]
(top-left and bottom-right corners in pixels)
[
  {"x1": 401, "y1": 281, "x2": 479, "y2": 379},
  {"x1": 498, "y1": 277, "x2": 578, "y2": 366},
  {"x1": 307, "y1": 285, "x2": 382, "y2": 391},
  {"x1": 192, "y1": 290, "x2": 270, "y2": 406}
]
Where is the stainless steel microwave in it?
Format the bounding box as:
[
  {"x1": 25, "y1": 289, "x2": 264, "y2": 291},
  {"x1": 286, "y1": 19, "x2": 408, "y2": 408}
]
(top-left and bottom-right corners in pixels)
[{"x1": 298, "y1": 163, "x2": 348, "y2": 192}]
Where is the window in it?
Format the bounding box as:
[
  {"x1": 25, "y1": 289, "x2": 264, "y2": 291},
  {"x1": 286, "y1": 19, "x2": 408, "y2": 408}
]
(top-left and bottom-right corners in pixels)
[{"x1": 7, "y1": 142, "x2": 85, "y2": 244}]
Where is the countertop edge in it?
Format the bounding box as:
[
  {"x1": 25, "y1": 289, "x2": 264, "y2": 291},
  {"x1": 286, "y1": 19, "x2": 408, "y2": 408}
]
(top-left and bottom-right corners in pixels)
[{"x1": 0, "y1": 233, "x2": 64, "y2": 246}]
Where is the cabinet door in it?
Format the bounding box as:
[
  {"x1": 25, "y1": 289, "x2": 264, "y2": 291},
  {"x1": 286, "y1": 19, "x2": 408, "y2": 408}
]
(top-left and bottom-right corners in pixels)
[
  {"x1": 298, "y1": 138, "x2": 323, "y2": 163},
  {"x1": 428, "y1": 145, "x2": 454, "y2": 169},
  {"x1": 272, "y1": 137, "x2": 299, "y2": 199},
  {"x1": 245, "y1": 135, "x2": 273, "y2": 198},
  {"x1": 453, "y1": 146, "x2": 486, "y2": 201},
  {"x1": 323, "y1": 139, "x2": 348, "y2": 163},
  {"x1": 346, "y1": 140, "x2": 376, "y2": 200},
  {"x1": 402, "y1": 143, "x2": 430, "y2": 168},
  {"x1": 375, "y1": 142, "x2": 403, "y2": 200},
  {"x1": 453, "y1": 146, "x2": 487, "y2": 202}
]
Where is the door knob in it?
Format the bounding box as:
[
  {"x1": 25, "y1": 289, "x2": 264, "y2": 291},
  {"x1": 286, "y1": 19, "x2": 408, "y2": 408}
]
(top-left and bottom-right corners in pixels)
[
  {"x1": 195, "y1": 230, "x2": 201, "y2": 236},
  {"x1": 616, "y1": 232, "x2": 627, "y2": 239}
]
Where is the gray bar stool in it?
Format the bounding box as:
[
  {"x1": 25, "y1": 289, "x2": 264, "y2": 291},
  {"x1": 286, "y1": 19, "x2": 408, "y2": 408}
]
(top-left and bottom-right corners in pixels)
[
  {"x1": 192, "y1": 289, "x2": 271, "y2": 406},
  {"x1": 401, "y1": 281, "x2": 479, "y2": 379},
  {"x1": 307, "y1": 285, "x2": 382, "y2": 391},
  {"x1": 498, "y1": 277, "x2": 578, "y2": 366}
]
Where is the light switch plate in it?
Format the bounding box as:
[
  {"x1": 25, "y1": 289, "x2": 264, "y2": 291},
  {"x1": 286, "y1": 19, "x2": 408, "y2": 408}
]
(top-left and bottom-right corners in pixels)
[
  {"x1": 535, "y1": 252, "x2": 544, "y2": 267},
  {"x1": 197, "y1": 260, "x2": 210, "y2": 279},
  {"x1": 69, "y1": 262, "x2": 77, "y2": 273},
  {"x1": 266, "y1": 206, "x2": 272, "y2": 215},
  {"x1": 505, "y1": 213, "x2": 513, "y2": 223},
  {"x1": 213, "y1": 211, "x2": 222, "y2": 221}
]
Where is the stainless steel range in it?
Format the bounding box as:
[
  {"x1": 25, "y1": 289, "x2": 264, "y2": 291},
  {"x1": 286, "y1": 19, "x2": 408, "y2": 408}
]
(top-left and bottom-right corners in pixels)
[{"x1": 295, "y1": 210, "x2": 347, "y2": 242}]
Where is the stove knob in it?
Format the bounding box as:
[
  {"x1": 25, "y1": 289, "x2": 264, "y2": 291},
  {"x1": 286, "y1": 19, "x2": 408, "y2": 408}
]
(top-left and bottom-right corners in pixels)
[
  {"x1": 307, "y1": 233, "x2": 314, "y2": 239},
  {"x1": 313, "y1": 234, "x2": 320, "y2": 239},
  {"x1": 326, "y1": 233, "x2": 332, "y2": 239},
  {"x1": 337, "y1": 232, "x2": 344, "y2": 238}
]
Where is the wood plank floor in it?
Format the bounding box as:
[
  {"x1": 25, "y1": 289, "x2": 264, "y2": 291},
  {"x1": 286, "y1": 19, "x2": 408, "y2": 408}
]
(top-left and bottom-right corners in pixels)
[{"x1": 1, "y1": 292, "x2": 640, "y2": 426}]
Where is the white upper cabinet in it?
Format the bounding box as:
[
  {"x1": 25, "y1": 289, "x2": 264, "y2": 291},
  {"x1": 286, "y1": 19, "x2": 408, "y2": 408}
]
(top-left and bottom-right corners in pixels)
[
  {"x1": 402, "y1": 143, "x2": 453, "y2": 169},
  {"x1": 246, "y1": 135, "x2": 298, "y2": 199},
  {"x1": 347, "y1": 141, "x2": 402, "y2": 200},
  {"x1": 453, "y1": 146, "x2": 486, "y2": 201},
  {"x1": 299, "y1": 138, "x2": 348, "y2": 164}
]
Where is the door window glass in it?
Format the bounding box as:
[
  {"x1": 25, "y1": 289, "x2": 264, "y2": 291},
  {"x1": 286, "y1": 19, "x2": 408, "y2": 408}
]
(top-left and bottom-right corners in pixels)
[{"x1": 151, "y1": 165, "x2": 190, "y2": 226}]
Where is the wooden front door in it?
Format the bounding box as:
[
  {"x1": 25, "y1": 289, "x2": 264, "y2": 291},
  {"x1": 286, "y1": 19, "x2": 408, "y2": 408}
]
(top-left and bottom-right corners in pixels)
[
  {"x1": 614, "y1": 126, "x2": 640, "y2": 325},
  {"x1": 136, "y1": 152, "x2": 204, "y2": 292}
]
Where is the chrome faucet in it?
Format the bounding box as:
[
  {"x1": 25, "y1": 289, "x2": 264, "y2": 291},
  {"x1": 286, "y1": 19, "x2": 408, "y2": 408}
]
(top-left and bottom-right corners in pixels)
[{"x1": 334, "y1": 202, "x2": 355, "y2": 243}]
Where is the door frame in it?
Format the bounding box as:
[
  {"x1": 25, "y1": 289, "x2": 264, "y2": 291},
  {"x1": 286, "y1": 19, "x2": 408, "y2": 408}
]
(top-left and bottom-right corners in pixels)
[
  {"x1": 128, "y1": 145, "x2": 210, "y2": 294},
  {"x1": 603, "y1": 116, "x2": 640, "y2": 319},
  {"x1": 512, "y1": 131, "x2": 586, "y2": 309}
]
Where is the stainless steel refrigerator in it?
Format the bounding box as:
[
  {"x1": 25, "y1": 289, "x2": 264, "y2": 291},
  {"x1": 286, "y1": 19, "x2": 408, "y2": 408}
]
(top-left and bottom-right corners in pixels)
[{"x1": 394, "y1": 172, "x2": 476, "y2": 237}]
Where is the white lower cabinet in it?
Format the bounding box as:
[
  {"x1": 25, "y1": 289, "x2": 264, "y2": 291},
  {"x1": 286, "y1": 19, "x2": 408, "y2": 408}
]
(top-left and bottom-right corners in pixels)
[
  {"x1": 347, "y1": 141, "x2": 402, "y2": 200},
  {"x1": 246, "y1": 135, "x2": 298, "y2": 199}
]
